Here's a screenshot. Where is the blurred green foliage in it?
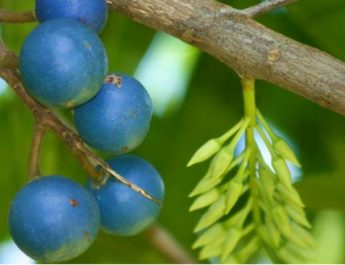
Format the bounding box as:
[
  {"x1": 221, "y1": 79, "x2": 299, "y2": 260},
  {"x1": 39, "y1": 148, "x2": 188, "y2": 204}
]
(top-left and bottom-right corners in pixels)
[{"x1": 1, "y1": 0, "x2": 345, "y2": 263}]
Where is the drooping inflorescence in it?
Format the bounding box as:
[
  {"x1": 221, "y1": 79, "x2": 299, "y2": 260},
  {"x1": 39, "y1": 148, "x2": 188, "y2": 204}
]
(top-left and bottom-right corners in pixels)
[{"x1": 188, "y1": 79, "x2": 316, "y2": 263}]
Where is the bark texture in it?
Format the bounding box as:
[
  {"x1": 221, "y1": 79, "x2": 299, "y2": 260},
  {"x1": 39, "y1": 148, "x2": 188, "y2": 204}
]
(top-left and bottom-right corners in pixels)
[{"x1": 109, "y1": 0, "x2": 345, "y2": 115}]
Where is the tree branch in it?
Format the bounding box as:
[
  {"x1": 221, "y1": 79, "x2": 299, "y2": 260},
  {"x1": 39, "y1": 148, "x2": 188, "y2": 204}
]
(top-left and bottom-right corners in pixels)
[
  {"x1": 0, "y1": 47, "x2": 19, "y2": 69},
  {"x1": 145, "y1": 224, "x2": 197, "y2": 264},
  {"x1": 28, "y1": 122, "x2": 46, "y2": 180},
  {"x1": 1, "y1": 2, "x2": 345, "y2": 115},
  {"x1": 243, "y1": 0, "x2": 298, "y2": 17},
  {"x1": 0, "y1": 9, "x2": 36, "y2": 23},
  {"x1": 108, "y1": 0, "x2": 345, "y2": 116}
]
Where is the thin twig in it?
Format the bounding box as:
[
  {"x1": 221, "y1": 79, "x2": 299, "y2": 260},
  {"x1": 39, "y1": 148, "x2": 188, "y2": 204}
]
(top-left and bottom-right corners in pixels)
[
  {"x1": 0, "y1": 9, "x2": 36, "y2": 23},
  {"x1": 145, "y1": 224, "x2": 197, "y2": 264},
  {"x1": 0, "y1": 49, "x2": 19, "y2": 69},
  {"x1": 84, "y1": 149, "x2": 162, "y2": 205},
  {"x1": 28, "y1": 123, "x2": 46, "y2": 180},
  {"x1": 243, "y1": 0, "x2": 299, "y2": 17}
]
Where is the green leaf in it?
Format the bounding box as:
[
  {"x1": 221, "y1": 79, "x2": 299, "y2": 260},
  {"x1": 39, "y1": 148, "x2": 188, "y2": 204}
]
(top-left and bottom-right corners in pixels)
[
  {"x1": 224, "y1": 199, "x2": 252, "y2": 229},
  {"x1": 272, "y1": 205, "x2": 291, "y2": 235},
  {"x1": 223, "y1": 255, "x2": 239, "y2": 264},
  {"x1": 277, "y1": 183, "x2": 305, "y2": 208},
  {"x1": 260, "y1": 218, "x2": 281, "y2": 248},
  {"x1": 256, "y1": 109, "x2": 277, "y2": 141},
  {"x1": 207, "y1": 148, "x2": 234, "y2": 180},
  {"x1": 258, "y1": 166, "x2": 276, "y2": 199},
  {"x1": 193, "y1": 223, "x2": 225, "y2": 249},
  {"x1": 199, "y1": 237, "x2": 223, "y2": 260},
  {"x1": 187, "y1": 119, "x2": 244, "y2": 167},
  {"x1": 273, "y1": 138, "x2": 301, "y2": 167},
  {"x1": 225, "y1": 181, "x2": 243, "y2": 214},
  {"x1": 189, "y1": 141, "x2": 251, "y2": 198},
  {"x1": 285, "y1": 205, "x2": 311, "y2": 228},
  {"x1": 258, "y1": 198, "x2": 271, "y2": 214},
  {"x1": 290, "y1": 223, "x2": 316, "y2": 248},
  {"x1": 225, "y1": 118, "x2": 250, "y2": 152},
  {"x1": 226, "y1": 150, "x2": 248, "y2": 172},
  {"x1": 236, "y1": 237, "x2": 260, "y2": 263},
  {"x1": 194, "y1": 196, "x2": 226, "y2": 232},
  {"x1": 266, "y1": 217, "x2": 281, "y2": 246},
  {"x1": 220, "y1": 228, "x2": 242, "y2": 262},
  {"x1": 272, "y1": 158, "x2": 292, "y2": 189},
  {"x1": 277, "y1": 242, "x2": 315, "y2": 263},
  {"x1": 277, "y1": 245, "x2": 305, "y2": 264},
  {"x1": 259, "y1": 226, "x2": 275, "y2": 248},
  {"x1": 242, "y1": 224, "x2": 255, "y2": 236},
  {"x1": 187, "y1": 139, "x2": 223, "y2": 167},
  {"x1": 285, "y1": 231, "x2": 313, "y2": 249},
  {"x1": 189, "y1": 174, "x2": 222, "y2": 197},
  {"x1": 189, "y1": 188, "x2": 221, "y2": 211}
]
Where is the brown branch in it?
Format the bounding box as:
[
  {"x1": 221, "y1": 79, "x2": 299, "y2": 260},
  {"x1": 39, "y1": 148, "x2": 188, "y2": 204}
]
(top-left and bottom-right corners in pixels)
[
  {"x1": 243, "y1": 0, "x2": 299, "y2": 17},
  {"x1": 0, "y1": 9, "x2": 36, "y2": 23},
  {"x1": 109, "y1": 0, "x2": 345, "y2": 116},
  {"x1": 28, "y1": 122, "x2": 46, "y2": 180},
  {"x1": 1, "y1": 2, "x2": 345, "y2": 115},
  {"x1": 0, "y1": 46, "x2": 19, "y2": 69},
  {"x1": 145, "y1": 224, "x2": 197, "y2": 264}
]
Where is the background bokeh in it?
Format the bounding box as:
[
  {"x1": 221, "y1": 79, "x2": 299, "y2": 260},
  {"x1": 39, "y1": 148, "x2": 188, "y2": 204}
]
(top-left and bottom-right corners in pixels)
[{"x1": 1, "y1": 0, "x2": 345, "y2": 263}]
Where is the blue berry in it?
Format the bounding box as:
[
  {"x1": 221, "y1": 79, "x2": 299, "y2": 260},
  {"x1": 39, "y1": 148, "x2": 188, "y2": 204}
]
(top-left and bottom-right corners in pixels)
[
  {"x1": 8, "y1": 176, "x2": 100, "y2": 263},
  {"x1": 88, "y1": 155, "x2": 164, "y2": 236},
  {"x1": 20, "y1": 18, "x2": 108, "y2": 108},
  {"x1": 35, "y1": 0, "x2": 108, "y2": 33},
  {"x1": 74, "y1": 74, "x2": 152, "y2": 154}
]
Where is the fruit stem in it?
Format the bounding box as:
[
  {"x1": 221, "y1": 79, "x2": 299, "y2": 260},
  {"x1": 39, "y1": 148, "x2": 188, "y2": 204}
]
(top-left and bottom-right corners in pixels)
[
  {"x1": 28, "y1": 122, "x2": 46, "y2": 180},
  {"x1": 242, "y1": 78, "x2": 261, "y2": 229},
  {"x1": 145, "y1": 224, "x2": 198, "y2": 264}
]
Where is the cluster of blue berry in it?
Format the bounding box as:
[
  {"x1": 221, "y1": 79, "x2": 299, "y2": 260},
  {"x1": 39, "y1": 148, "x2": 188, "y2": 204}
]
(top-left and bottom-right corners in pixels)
[{"x1": 8, "y1": 0, "x2": 165, "y2": 262}]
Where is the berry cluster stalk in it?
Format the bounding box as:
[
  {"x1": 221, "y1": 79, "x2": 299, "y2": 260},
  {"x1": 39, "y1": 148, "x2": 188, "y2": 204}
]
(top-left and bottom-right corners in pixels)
[{"x1": 242, "y1": 79, "x2": 261, "y2": 230}]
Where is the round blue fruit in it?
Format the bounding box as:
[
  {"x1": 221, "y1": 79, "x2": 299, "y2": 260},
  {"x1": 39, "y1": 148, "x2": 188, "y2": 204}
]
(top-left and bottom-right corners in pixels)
[
  {"x1": 74, "y1": 74, "x2": 153, "y2": 154},
  {"x1": 8, "y1": 175, "x2": 100, "y2": 263},
  {"x1": 35, "y1": 0, "x2": 108, "y2": 33},
  {"x1": 20, "y1": 18, "x2": 108, "y2": 108},
  {"x1": 88, "y1": 155, "x2": 164, "y2": 236}
]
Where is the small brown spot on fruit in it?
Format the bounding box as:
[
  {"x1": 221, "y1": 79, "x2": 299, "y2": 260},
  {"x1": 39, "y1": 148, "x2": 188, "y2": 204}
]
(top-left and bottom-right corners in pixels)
[
  {"x1": 69, "y1": 199, "x2": 79, "y2": 207},
  {"x1": 106, "y1": 74, "x2": 122, "y2": 87},
  {"x1": 121, "y1": 146, "x2": 129, "y2": 152}
]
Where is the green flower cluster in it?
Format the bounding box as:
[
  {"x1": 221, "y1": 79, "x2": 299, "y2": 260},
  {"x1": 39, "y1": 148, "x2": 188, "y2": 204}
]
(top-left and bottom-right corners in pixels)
[{"x1": 188, "y1": 80, "x2": 316, "y2": 263}]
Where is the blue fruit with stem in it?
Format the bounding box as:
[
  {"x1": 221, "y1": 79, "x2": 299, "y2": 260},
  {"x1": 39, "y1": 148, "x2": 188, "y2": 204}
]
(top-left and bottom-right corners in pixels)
[
  {"x1": 88, "y1": 155, "x2": 165, "y2": 236},
  {"x1": 35, "y1": 0, "x2": 108, "y2": 33},
  {"x1": 8, "y1": 175, "x2": 100, "y2": 263},
  {"x1": 74, "y1": 74, "x2": 153, "y2": 154},
  {"x1": 20, "y1": 18, "x2": 108, "y2": 108}
]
